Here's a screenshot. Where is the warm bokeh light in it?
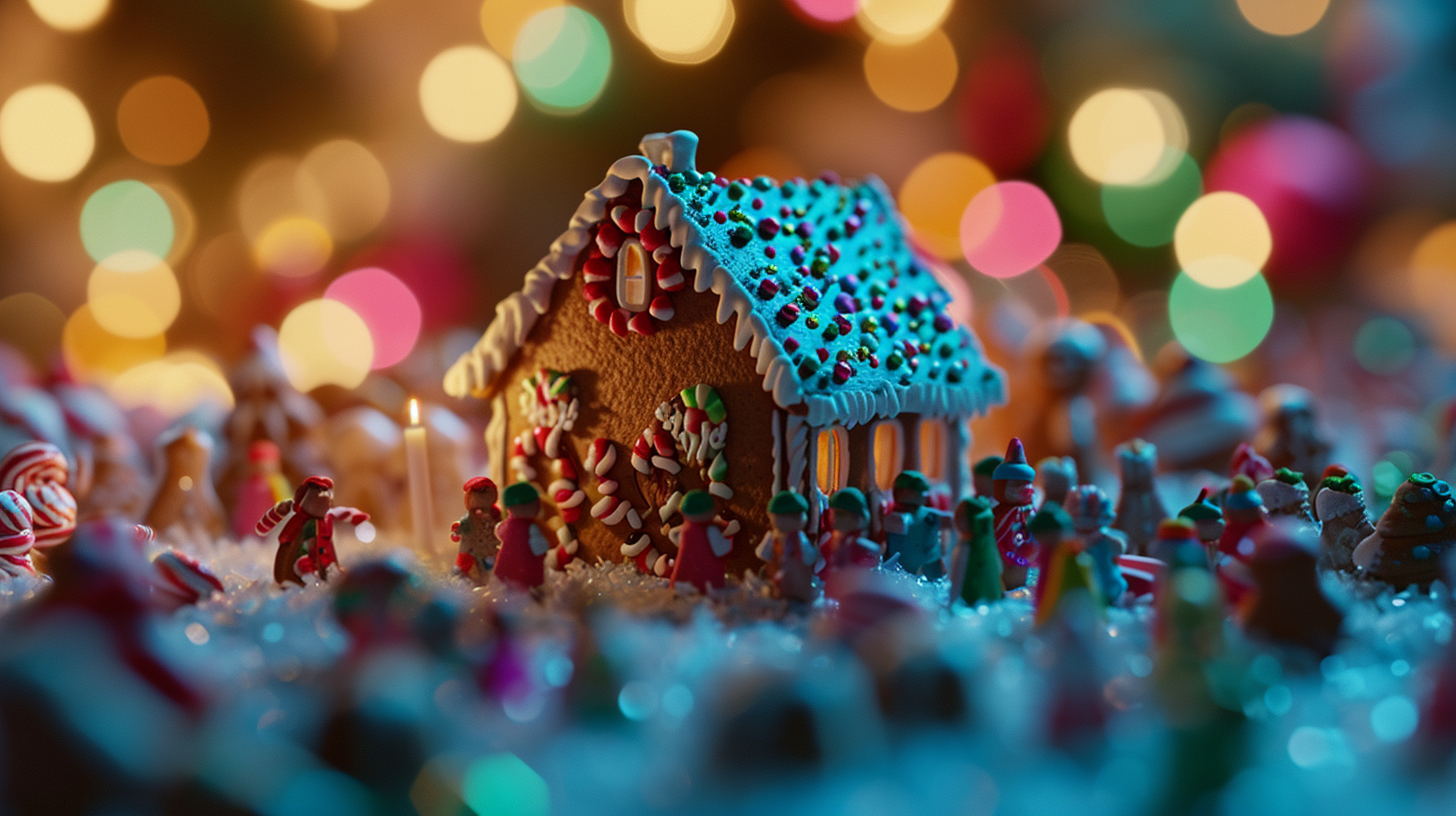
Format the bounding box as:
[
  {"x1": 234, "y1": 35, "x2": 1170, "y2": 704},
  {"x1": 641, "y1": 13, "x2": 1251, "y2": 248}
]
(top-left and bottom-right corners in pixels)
[
  {"x1": 960, "y1": 180, "x2": 1062, "y2": 278},
  {"x1": 863, "y1": 29, "x2": 957, "y2": 112},
  {"x1": 150, "y1": 182, "x2": 197, "y2": 265},
  {"x1": 899, "y1": 151, "x2": 995, "y2": 259},
  {"x1": 1067, "y1": 88, "x2": 1187, "y2": 186},
  {"x1": 1236, "y1": 0, "x2": 1330, "y2": 36},
  {"x1": 237, "y1": 156, "x2": 305, "y2": 240},
  {"x1": 27, "y1": 0, "x2": 108, "y2": 31},
  {"x1": 1045, "y1": 243, "x2": 1120, "y2": 315},
  {"x1": 856, "y1": 0, "x2": 950, "y2": 45},
  {"x1": 62, "y1": 304, "x2": 166, "y2": 382},
  {"x1": 1407, "y1": 221, "x2": 1456, "y2": 350},
  {"x1": 324, "y1": 267, "x2": 422, "y2": 369},
  {"x1": 419, "y1": 45, "x2": 517, "y2": 143},
  {"x1": 87, "y1": 253, "x2": 181, "y2": 338},
  {"x1": 116, "y1": 76, "x2": 209, "y2": 166},
  {"x1": 792, "y1": 0, "x2": 858, "y2": 22},
  {"x1": 1168, "y1": 270, "x2": 1273, "y2": 363},
  {"x1": 108, "y1": 352, "x2": 234, "y2": 416},
  {"x1": 277, "y1": 299, "x2": 374, "y2": 391},
  {"x1": 303, "y1": 0, "x2": 373, "y2": 10},
  {"x1": 0, "y1": 293, "x2": 65, "y2": 366},
  {"x1": 80, "y1": 180, "x2": 175, "y2": 267},
  {"x1": 190, "y1": 231, "x2": 264, "y2": 323},
  {"x1": 513, "y1": 7, "x2": 612, "y2": 113},
  {"x1": 0, "y1": 84, "x2": 94, "y2": 182},
  {"x1": 481, "y1": 0, "x2": 561, "y2": 55},
  {"x1": 253, "y1": 216, "x2": 333, "y2": 278},
  {"x1": 717, "y1": 146, "x2": 804, "y2": 182},
  {"x1": 1174, "y1": 191, "x2": 1272, "y2": 288},
  {"x1": 626, "y1": 0, "x2": 735, "y2": 64},
  {"x1": 1101, "y1": 149, "x2": 1202, "y2": 247},
  {"x1": 298, "y1": 139, "x2": 391, "y2": 241}
]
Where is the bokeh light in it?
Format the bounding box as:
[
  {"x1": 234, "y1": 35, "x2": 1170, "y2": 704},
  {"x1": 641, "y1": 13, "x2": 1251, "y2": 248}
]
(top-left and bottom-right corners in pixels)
[
  {"x1": 116, "y1": 76, "x2": 209, "y2": 166},
  {"x1": 80, "y1": 180, "x2": 175, "y2": 267},
  {"x1": 899, "y1": 151, "x2": 995, "y2": 259},
  {"x1": 26, "y1": 0, "x2": 108, "y2": 31},
  {"x1": 1354, "y1": 317, "x2": 1416, "y2": 375},
  {"x1": 87, "y1": 254, "x2": 182, "y2": 338},
  {"x1": 150, "y1": 182, "x2": 197, "y2": 265},
  {"x1": 419, "y1": 46, "x2": 517, "y2": 143},
  {"x1": 62, "y1": 304, "x2": 166, "y2": 382},
  {"x1": 1067, "y1": 88, "x2": 1187, "y2": 186},
  {"x1": 1174, "y1": 191, "x2": 1271, "y2": 288},
  {"x1": 481, "y1": 0, "x2": 561, "y2": 55},
  {"x1": 0, "y1": 293, "x2": 65, "y2": 367},
  {"x1": 626, "y1": 0, "x2": 735, "y2": 65},
  {"x1": 324, "y1": 267, "x2": 422, "y2": 369},
  {"x1": 513, "y1": 7, "x2": 612, "y2": 114},
  {"x1": 0, "y1": 84, "x2": 94, "y2": 182},
  {"x1": 1046, "y1": 243, "x2": 1120, "y2": 315},
  {"x1": 190, "y1": 231, "x2": 266, "y2": 325},
  {"x1": 1101, "y1": 150, "x2": 1202, "y2": 247},
  {"x1": 955, "y1": 34, "x2": 1049, "y2": 177},
  {"x1": 461, "y1": 753, "x2": 549, "y2": 816},
  {"x1": 254, "y1": 216, "x2": 332, "y2": 278},
  {"x1": 960, "y1": 180, "x2": 1062, "y2": 278},
  {"x1": 791, "y1": 0, "x2": 858, "y2": 23},
  {"x1": 237, "y1": 156, "x2": 304, "y2": 240},
  {"x1": 856, "y1": 0, "x2": 950, "y2": 45},
  {"x1": 107, "y1": 352, "x2": 234, "y2": 416},
  {"x1": 298, "y1": 139, "x2": 391, "y2": 241},
  {"x1": 1407, "y1": 221, "x2": 1456, "y2": 350},
  {"x1": 277, "y1": 299, "x2": 374, "y2": 391},
  {"x1": 304, "y1": 0, "x2": 373, "y2": 10},
  {"x1": 1168, "y1": 270, "x2": 1274, "y2": 363},
  {"x1": 863, "y1": 29, "x2": 957, "y2": 113},
  {"x1": 718, "y1": 145, "x2": 804, "y2": 183},
  {"x1": 1236, "y1": 0, "x2": 1330, "y2": 37}
]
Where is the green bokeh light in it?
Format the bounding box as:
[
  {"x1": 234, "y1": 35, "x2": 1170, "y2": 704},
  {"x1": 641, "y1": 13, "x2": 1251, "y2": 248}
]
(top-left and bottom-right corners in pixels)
[
  {"x1": 462, "y1": 753, "x2": 549, "y2": 816},
  {"x1": 80, "y1": 180, "x2": 174, "y2": 267},
  {"x1": 1101, "y1": 150, "x2": 1202, "y2": 247},
  {"x1": 513, "y1": 7, "x2": 612, "y2": 114},
  {"x1": 1354, "y1": 316, "x2": 1416, "y2": 375},
  {"x1": 1168, "y1": 270, "x2": 1273, "y2": 363}
]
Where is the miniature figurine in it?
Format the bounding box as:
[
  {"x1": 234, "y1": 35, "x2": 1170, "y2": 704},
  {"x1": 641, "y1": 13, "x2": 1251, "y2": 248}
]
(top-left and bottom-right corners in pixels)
[
  {"x1": 78, "y1": 432, "x2": 149, "y2": 522},
  {"x1": 1032, "y1": 504, "x2": 1099, "y2": 621},
  {"x1": 1037, "y1": 455, "x2": 1078, "y2": 508},
  {"x1": 753, "y1": 490, "x2": 818, "y2": 603},
  {"x1": 0, "y1": 440, "x2": 77, "y2": 549},
  {"x1": 144, "y1": 426, "x2": 226, "y2": 541},
  {"x1": 1214, "y1": 475, "x2": 1267, "y2": 605},
  {"x1": 952, "y1": 495, "x2": 1002, "y2": 607},
  {"x1": 0, "y1": 489, "x2": 36, "y2": 578},
  {"x1": 823, "y1": 488, "x2": 881, "y2": 571},
  {"x1": 972, "y1": 456, "x2": 1002, "y2": 500},
  {"x1": 1112, "y1": 439, "x2": 1167, "y2": 556},
  {"x1": 883, "y1": 470, "x2": 950, "y2": 580},
  {"x1": 671, "y1": 489, "x2": 731, "y2": 593},
  {"x1": 451, "y1": 477, "x2": 503, "y2": 584},
  {"x1": 1176, "y1": 488, "x2": 1224, "y2": 565},
  {"x1": 1241, "y1": 521, "x2": 1344, "y2": 658},
  {"x1": 992, "y1": 440, "x2": 1037, "y2": 589},
  {"x1": 1255, "y1": 468, "x2": 1313, "y2": 523},
  {"x1": 1065, "y1": 485, "x2": 1128, "y2": 606},
  {"x1": 1353, "y1": 472, "x2": 1456, "y2": 591},
  {"x1": 1255, "y1": 384, "x2": 1332, "y2": 488},
  {"x1": 1228, "y1": 442, "x2": 1274, "y2": 485},
  {"x1": 1314, "y1": 474, "x2": 1373, "y2": 572},
  {"x1": 255, "y1": 476, "x2": 368, "y2": 587},
  {"x1": 493, "y1": 482, "x2": 555, "y2": 592},
  {"x1": 1149, "y1": 518, "x2": 1207, "y2": 577},
  {"x1": 231, "y1": 440, "x2": 291, "y2": 540}
]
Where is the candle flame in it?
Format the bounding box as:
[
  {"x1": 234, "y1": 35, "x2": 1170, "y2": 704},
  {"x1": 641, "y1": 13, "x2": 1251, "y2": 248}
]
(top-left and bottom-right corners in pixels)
[{"x1": 409, "y1": 397, "x2": 419, "y2": 426}]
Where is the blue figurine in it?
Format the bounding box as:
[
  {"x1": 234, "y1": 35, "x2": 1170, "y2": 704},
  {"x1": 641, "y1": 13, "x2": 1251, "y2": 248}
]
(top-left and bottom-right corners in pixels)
[
  {"x1": 883, "y1": 471, "x2": 951, "y2": 579},
  {"x1": 1064, "y1": 485, "x2": 1129, "y2": 606}
]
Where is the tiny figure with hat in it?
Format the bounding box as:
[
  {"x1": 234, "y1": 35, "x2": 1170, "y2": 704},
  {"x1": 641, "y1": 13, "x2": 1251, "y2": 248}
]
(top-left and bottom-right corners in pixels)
[
  {"x1": 493, "y1": 482, "x2": 554, "y2": 591},
  {"x1": 1064, "y1": 484, "x2": 1127, "y2": 606},
  {"x1": 972, "y1": 455, "x2": 1003, "y2": 501},
  {"x1": 754, "y1": 490, "x2": 819, "y2": 603},
  {"x1": 1313, "y1": 473, "x2": 1372, "y2": 572},
  {"x1": 231, "y1": 440, "x2": 291, "y2": 541},
  {"x1": 1037, "y1": 455, "x2": 1078, "y2": 509},
  {"x1": 1213, "y1": 475, "x2": 1266, "y2": 605},
  {"x1": 255, "y1": 475, "x2": 369, "y2": 587},
  {"x1": 951, "y1": 495, "x2": 1001, "y2": 607},
  {"x1": 822, "y1": 488, "x2": 882, "y2": 573},
  {"x1": 1176, "y1": 488, "x2": 1224, "y2": 566},
  {"x1": 1030, "y1": 504, "x2": 1100, "y2": 627},
  {"x1": 671, "y1": 489, "x2": 732, "y2": 593},
  {"x1": 992, "y1": 439, "x2": 1037, "y2": 589},
  {"x1": 451, "y1": 477, "x2": 502, "y2": 585},
  {"x1": 883, "y1": 470, "x2": 951, "y2": 579},
  {"x1": 1256, "y1": 468, "x2": 1313, "y2": 523},
  {"x1": 1112, "y1": 439, "x2": 1167, "y2": 556}
]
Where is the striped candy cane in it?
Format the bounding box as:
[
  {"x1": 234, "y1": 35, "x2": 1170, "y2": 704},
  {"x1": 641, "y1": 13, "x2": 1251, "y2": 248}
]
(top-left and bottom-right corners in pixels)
[{"x1": 0, "y1": 442, "x2": 76, "y2": 548}]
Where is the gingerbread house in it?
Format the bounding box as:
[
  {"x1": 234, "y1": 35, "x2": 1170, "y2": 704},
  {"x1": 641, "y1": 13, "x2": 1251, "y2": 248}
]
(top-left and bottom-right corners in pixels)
[{"x1": 445, "y1": 131, "x2": 1005, "y2": 575}]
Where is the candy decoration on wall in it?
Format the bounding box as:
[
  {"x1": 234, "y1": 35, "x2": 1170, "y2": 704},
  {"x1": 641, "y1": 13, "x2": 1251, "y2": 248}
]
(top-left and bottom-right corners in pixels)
[
  {"x1": 580, "y1": 182, "x2": 688, "y2": 337},
  {"x1": 0, "y1": 441, "x2": 77, "y2": 548},
  {"x1": 0, "y1": 489, "x2": 36, "y2": 578}
]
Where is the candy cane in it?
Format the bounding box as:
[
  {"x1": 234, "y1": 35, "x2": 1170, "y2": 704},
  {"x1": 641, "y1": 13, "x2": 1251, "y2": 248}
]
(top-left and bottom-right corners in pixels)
[
  {"x1": 0, "y1": 442, "x2": 76, "y2": 548},
  {"x1": 255, "y1": 499, "x2": 294, "y2": 536},
  {"x1": 153, "y1": 549, "x2": 224, "y2": 606}
]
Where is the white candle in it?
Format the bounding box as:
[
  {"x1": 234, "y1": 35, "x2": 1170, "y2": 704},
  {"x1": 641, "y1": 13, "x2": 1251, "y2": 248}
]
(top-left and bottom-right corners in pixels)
[{"x1": 405, "y1": 398, "x2": 436, "y2": 557}]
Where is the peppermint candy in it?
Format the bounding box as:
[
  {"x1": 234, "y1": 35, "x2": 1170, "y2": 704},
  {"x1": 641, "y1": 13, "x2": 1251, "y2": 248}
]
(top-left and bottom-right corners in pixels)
[{"x1": 0, "y1": 442, "x2": 76, "y2": 548}]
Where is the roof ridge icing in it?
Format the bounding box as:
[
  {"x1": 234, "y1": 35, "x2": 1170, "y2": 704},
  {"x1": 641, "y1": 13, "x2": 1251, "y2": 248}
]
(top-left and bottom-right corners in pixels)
[{"x1": 445, "y1": 131, "x2": 1005, "y2": 428}]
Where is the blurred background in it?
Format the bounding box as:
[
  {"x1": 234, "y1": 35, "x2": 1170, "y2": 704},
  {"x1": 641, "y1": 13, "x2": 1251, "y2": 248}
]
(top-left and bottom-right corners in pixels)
[{"x1": 1, "y1": 0, "x2": 1455, "y2": 496}]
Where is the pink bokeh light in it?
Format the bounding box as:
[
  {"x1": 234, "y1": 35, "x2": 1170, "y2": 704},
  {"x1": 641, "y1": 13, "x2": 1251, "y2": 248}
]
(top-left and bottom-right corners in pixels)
[
  {"x1": 324, "y1": 267, "x2": 422, "y2": 369},
  {"x1": 959, "y1": 180, "x2": 1062, "y2": 279},
  {"x1": 788, "y1": 0, "x2": 859, "y2": 24}
]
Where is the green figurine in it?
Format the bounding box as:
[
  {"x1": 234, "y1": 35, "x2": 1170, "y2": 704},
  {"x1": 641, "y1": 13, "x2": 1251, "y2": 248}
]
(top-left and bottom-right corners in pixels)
[{"x1": 952, "y1": 495, "x2": 1002, "y2": 607}]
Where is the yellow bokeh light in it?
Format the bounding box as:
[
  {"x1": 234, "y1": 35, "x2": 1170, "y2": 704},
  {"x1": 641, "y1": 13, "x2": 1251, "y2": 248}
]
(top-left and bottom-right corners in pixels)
[
  {"x1": 480, "y1": 0, "x2": 562, "y2": 55},
  {"x1": 0, "y1": 293, "x2": 65, "y2": 366},
  {"x1": 0, "y1": 84, "x2": 95, "y2": 182},
  {"x1": 1173, "y1": 191, "x2": 1272, "y2": 289},
  {"x1": 899, "y1": 151, "x2": 994, "y2": 259},
  {"x1": 63, "y1": 304, "x2": 166, "y2": 383},
  {"x1": 87, "y1": 252, "x2": 182, "y2": 338},
  {"x1": 1068, "y1": 88, "x2": 1187, "y2": 186},
  {"x1": 108, "y1": 352, "x2": 234, "y2": 416},
  {"x1": 419, "y1": 45, "x2": 517, "y2": 143},
  {"x1": 254, "y1": 216, "x2": 333, "y2": 278},
  {"x1": 1236, "y1": 0, "x2": 1330, "y2": 36},
  {"x1": 625, "y1": 0, "x2": 735, "y2": 64},
  {"x1": 27, "y1": 0, "x2": 108, "y2": 31},
  {"x1": 277, "y1": 299, "x2": 374, "y2": 391},
  {"x1": 1410, "y1": 222, "x2": 1456, "y2": 352},
  {"x1": 304, "y1": 0, "x2": 373, "y2": 10},
  {"x1": 856, "y1": 0, "x2": 950, "y2": 45},
  {"x1": 237, "y1": 156, "x2": 303, "y2": 240},
  {"x1": 298, "y1": 139, "x2": 391, "y2": 242},
  {"x1": 863, "y1": 28, "x2": 958, "y2": 113},
  {"x1": 116, "y1": 76, "x2": 209, "y2": 166}
]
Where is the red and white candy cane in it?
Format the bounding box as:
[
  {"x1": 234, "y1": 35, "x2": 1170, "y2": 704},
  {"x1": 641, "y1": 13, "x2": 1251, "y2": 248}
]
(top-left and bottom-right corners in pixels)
[
  {"x1": 0, "y1": 441, "x2": 76, "y2": 548},
  {"x1": 0, "y1": 489, "x2": 36, "y2": 578},
  {"x1": 153, "y1": 549, "x2": 224, "y2": 606}
]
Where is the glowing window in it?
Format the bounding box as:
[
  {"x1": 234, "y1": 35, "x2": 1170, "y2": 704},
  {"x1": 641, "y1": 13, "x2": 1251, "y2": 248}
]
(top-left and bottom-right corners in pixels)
[
  {"x1": 872, "y1": 420, "x2": 903, "y2": 491},
  {"x1": 919, "y1": 418, "x2": 948, "y2": 481},
  {"x1": 617, "y1": 238, "x2": 651, "y2": 311},
  {"x1": 815, "y1": 427, "x2": 849, "y2": 494}
]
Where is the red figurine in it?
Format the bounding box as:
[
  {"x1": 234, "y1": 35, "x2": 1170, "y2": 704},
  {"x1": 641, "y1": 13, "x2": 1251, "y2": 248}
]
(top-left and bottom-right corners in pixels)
[
  {"x1": 992, "y1": 438, "x2": 1037, "y2": 589},
  {"x1": 255, "y1": 476, "x2": 368, "y2": 587},
  {"x1": 1214, "y1": 475, "x2": 1265, "y2": 606},
  {"x1": 492, "y1": 482, "x2": 553, "y2": 591},
  {"x1": 451, "y1": 476, "x2": 503, "y2": 584},
  {"x1": 231, "y1": 440, "x2": 290, "y2": 541},
  {"x1": 671, "y1": 489, "x2": 731, "y2": 593}
]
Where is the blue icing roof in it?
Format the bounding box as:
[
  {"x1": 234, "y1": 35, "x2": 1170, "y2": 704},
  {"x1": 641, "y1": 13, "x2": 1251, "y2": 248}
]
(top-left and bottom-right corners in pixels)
[{"x1": 652, "y1": 165, "x2": 999, "y2": 402}]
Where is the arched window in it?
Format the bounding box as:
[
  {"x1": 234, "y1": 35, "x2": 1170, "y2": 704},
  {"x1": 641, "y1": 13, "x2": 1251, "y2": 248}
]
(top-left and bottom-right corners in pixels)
[
  {"x1": 815, "y1": 427, "x2": 849, "y2": 494},
  {"x1": 871, "y1": 420, "x2": 903, "y2": 491},
  {"x1": 919, "y1": 418, "x2": 948, "y2": 482},
  {"x1": 617, "y1": 238, "x2": 651, "y2": 311}
]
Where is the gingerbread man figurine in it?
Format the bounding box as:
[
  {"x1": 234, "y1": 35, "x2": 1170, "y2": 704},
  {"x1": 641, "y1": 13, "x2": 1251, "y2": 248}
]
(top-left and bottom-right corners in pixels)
[
  {"x1": 255, "y1": 476, "x2": 368, "y2": 587},
  {"x1": 452, "y1": 477, "x2": 502, "y2": 584}
]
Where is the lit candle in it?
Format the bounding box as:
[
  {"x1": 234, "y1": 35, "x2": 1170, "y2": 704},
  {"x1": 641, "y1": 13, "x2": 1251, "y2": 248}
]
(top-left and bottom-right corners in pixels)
[{"x1": 405, "y1": 398, "x2": 436, "y2": 557}]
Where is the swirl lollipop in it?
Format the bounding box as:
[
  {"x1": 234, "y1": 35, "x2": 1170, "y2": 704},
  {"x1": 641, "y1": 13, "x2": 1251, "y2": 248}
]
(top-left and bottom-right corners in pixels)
[
  {"x1": 0, "y1": 441, "x2": 77, "y2": 548},
  {"x1": 0, "y1": 489, "x2": 36, "y2": 578}
]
